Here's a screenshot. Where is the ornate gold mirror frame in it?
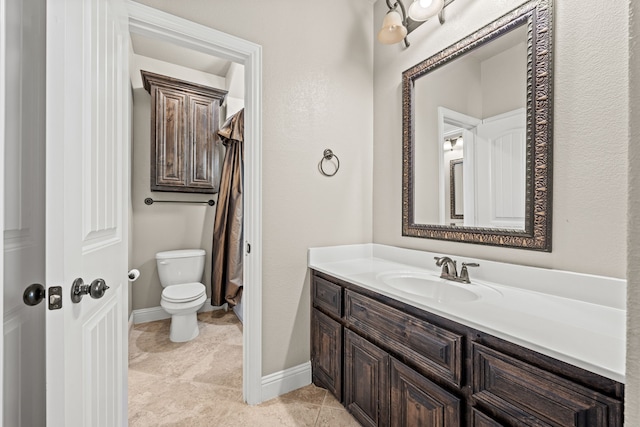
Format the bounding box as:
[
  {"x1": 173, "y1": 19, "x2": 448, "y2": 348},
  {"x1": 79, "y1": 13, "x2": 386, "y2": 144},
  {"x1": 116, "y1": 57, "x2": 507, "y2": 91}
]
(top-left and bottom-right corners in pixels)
[{"x1": 402, "y1": 0, "x2": 553, "y2": 251}]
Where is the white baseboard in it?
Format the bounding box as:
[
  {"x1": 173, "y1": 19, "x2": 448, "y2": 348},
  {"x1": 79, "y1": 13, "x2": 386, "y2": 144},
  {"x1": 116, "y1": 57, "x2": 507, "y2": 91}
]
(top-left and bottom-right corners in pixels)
[
  {"x1": 132, "y1": 306, "x2": 169, "y2": 324},
  {"x1": 261, "y1": 361, "x2": 312, "y2": 402},
  {"x1": 132, "y1": 302, "x2": 227, "y2": 325}
]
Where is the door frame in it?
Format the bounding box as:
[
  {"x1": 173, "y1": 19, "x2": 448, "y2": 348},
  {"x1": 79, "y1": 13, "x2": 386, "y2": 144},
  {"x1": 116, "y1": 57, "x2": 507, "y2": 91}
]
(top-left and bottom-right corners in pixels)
[
  {"x1": 127, "y1": 2, "x2": 263, "y2": 405},
  {"x1": 0, "y1": 0, "x2": 6, "y2": 420}
]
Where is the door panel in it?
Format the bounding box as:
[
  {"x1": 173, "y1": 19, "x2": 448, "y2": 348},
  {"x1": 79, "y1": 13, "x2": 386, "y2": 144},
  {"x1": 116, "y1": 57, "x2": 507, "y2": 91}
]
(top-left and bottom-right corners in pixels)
[
  {"x1": 474, "y1": 109, "x2": 526, "y2": 229},
  {"x1": 45, "y1": 0, "x2": 130, "y2": 425},
  {"x1": 3, "y1": 0, "x2": 46, "y2": 424}
]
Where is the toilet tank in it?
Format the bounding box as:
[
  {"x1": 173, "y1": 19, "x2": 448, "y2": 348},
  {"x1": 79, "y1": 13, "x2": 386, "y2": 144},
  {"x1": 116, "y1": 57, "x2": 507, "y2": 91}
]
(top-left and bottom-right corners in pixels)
[{"x1": 156, "y1": 249, "x2": 206, "y2": 287}]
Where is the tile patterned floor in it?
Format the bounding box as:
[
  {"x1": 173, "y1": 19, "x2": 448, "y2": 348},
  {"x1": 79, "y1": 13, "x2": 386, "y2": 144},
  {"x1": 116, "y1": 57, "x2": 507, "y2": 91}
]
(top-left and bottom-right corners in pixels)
[{"x1": 129, "y1": 310, "x2": 360, "y2": 426}]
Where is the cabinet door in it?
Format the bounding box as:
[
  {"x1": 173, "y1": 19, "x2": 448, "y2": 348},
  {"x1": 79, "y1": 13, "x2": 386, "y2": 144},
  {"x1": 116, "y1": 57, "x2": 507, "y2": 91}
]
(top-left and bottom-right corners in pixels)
[
  {"x1": 311, "y1": 309, "x2": 342, "y2": 401},
  {"x1": 390, "y1": 358, "x2": 461, "y2": 427},
  {"x1": 344, "y1": 329, "x2": 389, "y2": 427},
  {"x1": 187, "y1": 93, "x2": 222, "y2": 191},
  {"x1": 152, "y1": 86, "x2": 188, "y2": 190}
]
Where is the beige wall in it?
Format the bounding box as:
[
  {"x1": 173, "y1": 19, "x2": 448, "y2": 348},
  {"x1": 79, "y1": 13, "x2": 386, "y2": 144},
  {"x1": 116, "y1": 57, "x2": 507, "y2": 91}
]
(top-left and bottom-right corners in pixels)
[
  {"x1": 132, "y1": 0, "x2": 374, "y2": 375},
  {"x1": 373, "y1": 0, "x2": 628, "y2": 279},
  {"x1": 130, "y1": 55, "x2": 226, "y2": 311},
  {"x1": 626, "y1": 0, "x2": 639, "y2": 423},
  {"x1": 481, "y1": 41, "x2": 527, "y2": 118},
  {"x1": 414, "y1": 55, "x2": 481, "y2": 224}
]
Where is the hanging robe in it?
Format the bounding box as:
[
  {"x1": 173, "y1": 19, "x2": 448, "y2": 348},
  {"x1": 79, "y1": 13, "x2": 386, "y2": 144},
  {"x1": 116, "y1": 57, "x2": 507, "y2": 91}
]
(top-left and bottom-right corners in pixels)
[{"x1": 211, "y1": 108, "x2": 244, "y2": 306}]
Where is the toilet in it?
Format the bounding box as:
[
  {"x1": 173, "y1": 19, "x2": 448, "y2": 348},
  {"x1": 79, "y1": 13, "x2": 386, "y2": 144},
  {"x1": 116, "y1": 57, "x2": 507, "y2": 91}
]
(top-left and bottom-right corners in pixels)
[{"x1": 156, "y1": 249, "x2": 207, "y2": 342}]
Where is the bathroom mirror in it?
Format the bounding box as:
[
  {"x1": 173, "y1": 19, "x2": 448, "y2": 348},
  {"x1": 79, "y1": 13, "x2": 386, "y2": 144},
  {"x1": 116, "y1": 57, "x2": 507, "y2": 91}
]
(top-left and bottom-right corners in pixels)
[{"x1": 402, "y1": 0, "x2": 553, "y2": 251}]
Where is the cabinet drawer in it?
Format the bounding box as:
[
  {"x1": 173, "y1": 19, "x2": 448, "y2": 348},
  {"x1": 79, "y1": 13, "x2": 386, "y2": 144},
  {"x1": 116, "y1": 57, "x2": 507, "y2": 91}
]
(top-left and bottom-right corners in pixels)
[
  {"x1": 472, "y1": 343, "x2": 622, "y2": 427},
  {"x1": 313, "y1": 275, "x2": 343, "y2": 318},
  {"x1": 345, "y1": 290, "x2": 463, "y2": 387}
]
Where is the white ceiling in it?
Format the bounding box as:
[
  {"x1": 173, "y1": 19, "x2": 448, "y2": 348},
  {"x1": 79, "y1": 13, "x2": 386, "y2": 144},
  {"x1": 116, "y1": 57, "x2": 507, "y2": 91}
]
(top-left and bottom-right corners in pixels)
[{"x1": 130, "y1": 33, "x2": 232, "y2": 78}]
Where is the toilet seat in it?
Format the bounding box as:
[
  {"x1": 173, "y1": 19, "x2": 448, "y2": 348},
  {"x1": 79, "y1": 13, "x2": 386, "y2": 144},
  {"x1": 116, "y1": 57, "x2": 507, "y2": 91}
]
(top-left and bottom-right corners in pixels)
[{"x1": 162, "y1": 282, "x2": 206, "y2": 303}]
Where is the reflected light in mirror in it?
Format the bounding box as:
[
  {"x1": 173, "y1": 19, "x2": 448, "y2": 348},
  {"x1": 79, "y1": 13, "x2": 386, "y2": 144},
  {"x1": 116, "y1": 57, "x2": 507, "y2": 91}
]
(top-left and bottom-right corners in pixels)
[
  {"x1": 408, "y1": 0, "x2": 444, "y2": 21},
  {"x1": 443, "y1": 137, "x2": 463, "y2": 151}
]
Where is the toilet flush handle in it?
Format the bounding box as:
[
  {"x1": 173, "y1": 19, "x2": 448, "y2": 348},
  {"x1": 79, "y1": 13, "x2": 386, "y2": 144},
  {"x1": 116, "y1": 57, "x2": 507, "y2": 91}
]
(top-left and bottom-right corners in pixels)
[{"x1": 159, "y1": 261, "x2": 168, "y2": 265}]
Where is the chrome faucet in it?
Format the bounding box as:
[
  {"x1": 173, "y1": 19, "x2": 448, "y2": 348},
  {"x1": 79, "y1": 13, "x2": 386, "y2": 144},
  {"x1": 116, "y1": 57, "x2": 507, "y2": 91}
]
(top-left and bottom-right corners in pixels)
[{"x1": 434, "y1": 256, "x2": 480, "y2": 284}]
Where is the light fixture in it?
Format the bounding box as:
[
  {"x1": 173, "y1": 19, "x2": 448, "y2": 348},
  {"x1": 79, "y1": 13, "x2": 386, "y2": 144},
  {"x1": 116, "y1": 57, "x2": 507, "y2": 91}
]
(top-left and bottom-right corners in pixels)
[
  {"x1": 408, "y1": 0, "x2": 445, "y2": 22},
  {"x1": 377, "y1": 9, "x2": 408, "y2": 45},
  {"x1": 378, "y1": 0, "x2": 454, "y2": 48}
]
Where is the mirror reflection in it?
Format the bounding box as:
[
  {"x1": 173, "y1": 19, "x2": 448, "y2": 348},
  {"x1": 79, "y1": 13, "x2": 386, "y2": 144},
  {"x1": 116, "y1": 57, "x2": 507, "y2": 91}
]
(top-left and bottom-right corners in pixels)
[
  {"x1": 402, "y1": 0, "x2": 553, "y2": 251},
  {"x1": 413, "y1": 25, "x2": 527, "y2": 229}
]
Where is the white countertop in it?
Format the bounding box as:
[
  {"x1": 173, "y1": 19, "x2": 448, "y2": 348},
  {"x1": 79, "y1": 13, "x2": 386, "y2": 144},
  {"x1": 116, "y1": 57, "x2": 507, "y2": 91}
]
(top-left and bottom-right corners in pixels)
[{"x1": 308, "y1": 244, "x2": 626, "y2": 383}]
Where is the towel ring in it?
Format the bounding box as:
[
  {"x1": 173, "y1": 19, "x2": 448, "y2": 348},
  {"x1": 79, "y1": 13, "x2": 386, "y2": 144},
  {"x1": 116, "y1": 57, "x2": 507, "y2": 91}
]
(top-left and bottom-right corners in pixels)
[{"x1": 319, "y1": 149, "x2": 340, "y2": 177}]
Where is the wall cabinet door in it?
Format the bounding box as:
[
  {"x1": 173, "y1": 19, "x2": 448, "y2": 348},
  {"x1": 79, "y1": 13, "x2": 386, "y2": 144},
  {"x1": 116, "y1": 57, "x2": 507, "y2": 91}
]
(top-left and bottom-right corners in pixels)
[
  {"x1": 311, "y1": 309, "x2": 342, "y2": 401},
  {"x1": 344, "y1": 329, "x2": 389, "y2": 427},
  {"x1": 390, "y1": 358, "x2": 461, "y2": 427},
  {"x1": 153, "y1": 86, "x2": 188, "y2": 189}
]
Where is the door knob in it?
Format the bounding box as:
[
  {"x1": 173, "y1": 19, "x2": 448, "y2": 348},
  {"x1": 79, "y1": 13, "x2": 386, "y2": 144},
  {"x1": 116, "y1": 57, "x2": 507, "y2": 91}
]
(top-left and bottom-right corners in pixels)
[
  {"x1": 23, "y1": 283, "x2": 45, "y2": 306},
  {"x1": 89, "y1": 278, "x2": 109, "y2": 299},
  {"x1": 71, "y1": 278, "x2": 110, "y2": 303}
]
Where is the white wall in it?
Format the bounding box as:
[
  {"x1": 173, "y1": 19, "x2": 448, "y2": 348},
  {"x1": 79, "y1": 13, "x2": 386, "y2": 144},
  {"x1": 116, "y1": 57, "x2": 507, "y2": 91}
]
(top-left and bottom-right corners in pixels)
[
  {"x1": 129, "y1": 54, "x2": 226, "y2": 311},
  {"x1": 132, "y1": 0, "x2": 374, "y2": 376},
  {"x1": 225, "y1": 62, "x2": 245, "y2": 119},
  {"x1": 373, "y1": 0, "x2": 628, "y2": 279},
  {"x1": 626, "y1": 0, "x2": 639, "y2": 423}
]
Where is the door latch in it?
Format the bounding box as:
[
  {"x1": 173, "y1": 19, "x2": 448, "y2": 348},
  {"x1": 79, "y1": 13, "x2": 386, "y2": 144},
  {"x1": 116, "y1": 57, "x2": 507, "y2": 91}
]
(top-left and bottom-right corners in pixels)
[{"x1": 48, "y1": 286, "x2": 63, "y2": 310}]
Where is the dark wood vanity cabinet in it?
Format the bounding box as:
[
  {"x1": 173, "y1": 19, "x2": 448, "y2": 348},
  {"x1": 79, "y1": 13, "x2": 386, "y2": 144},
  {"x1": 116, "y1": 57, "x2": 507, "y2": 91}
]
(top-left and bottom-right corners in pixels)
[
  {"x1": 310, "y1": 270, "x2": 624, "y2": 427},
  {"x1": 141, "y1": 71, "x2": 228, "y2": 194}
]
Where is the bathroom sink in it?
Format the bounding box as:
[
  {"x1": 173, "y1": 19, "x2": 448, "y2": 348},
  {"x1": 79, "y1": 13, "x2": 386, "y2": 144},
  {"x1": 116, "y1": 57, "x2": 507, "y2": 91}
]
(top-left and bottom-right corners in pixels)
[{"x1": 376, "y1": 271, "x2": 496, "y2": 303}]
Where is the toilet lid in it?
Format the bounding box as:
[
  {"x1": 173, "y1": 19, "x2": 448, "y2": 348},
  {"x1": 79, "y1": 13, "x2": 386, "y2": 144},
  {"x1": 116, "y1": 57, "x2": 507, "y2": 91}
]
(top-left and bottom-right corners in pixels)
[{"x1": 162, "y1": 282, "x2": 206, "y2": 303}]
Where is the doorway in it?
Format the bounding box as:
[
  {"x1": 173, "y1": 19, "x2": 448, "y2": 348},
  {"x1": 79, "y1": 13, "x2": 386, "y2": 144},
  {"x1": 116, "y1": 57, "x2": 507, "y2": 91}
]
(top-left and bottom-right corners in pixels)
[
  {"x1": 127, "y1": 1, "x2": 263, "y2": 405},
  {"x1": 1, "y1": 3, "x2": 263, "y2": 423}
]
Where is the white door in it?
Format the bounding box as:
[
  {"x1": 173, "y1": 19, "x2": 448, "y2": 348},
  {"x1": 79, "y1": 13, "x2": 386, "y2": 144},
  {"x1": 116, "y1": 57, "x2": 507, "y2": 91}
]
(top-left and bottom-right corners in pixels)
[
  {"x1": 474, "y1": 108, "x2": 526, "y2": 229},
  {"x1": 46, "y1": 0, "x2": 130, "y2": 426},
  {"x1": 3, "y1": 0, "x2": 46, "y2": 425}
]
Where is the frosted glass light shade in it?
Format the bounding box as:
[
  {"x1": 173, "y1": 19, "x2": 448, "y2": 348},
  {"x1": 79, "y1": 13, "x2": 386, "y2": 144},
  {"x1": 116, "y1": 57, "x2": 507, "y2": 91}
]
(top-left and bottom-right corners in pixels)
[
  {"x1": 408, "y1": 0, "x2": 444, "y2": 21},
  {"x1": 377, "y1": 10, "x2": 408, "y2": 45}
]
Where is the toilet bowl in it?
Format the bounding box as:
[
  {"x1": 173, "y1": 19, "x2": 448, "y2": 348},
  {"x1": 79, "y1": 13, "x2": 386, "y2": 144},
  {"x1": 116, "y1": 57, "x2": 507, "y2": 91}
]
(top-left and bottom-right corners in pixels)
[{"x1": 156, "y1": 249, "x2": 207, "y2": 342}]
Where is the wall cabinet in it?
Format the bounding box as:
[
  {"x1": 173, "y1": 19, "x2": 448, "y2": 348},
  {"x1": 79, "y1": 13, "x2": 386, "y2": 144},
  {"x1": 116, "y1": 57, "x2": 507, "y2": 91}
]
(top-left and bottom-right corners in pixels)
[
  {"x1": 310, "y1": 270, "x2": 624, "y2": 427},
  {"x1": 141, "y1": 71, "x2": 227, "y2": 194}
]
